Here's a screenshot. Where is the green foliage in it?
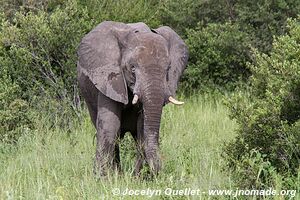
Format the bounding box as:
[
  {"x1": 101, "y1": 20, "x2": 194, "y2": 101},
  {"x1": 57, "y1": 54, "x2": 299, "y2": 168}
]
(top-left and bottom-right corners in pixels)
[
  {"x1": 162, "y1": 0, "x2": 300, "y2": 93},
  {"x1": 0, "y1": 1, "x2": 90, "y2": 141},
  {"x1": 183, "y1": 22, "x2": 251, "y2": 92},
  {"x1": 0, "y1": 65, "x2": 32, "y2": 143},
  {"x1": 224, "y1": 18, "x2": 300, "y2": 188},
  {"x1": 227, "y1": 149, "x2": 277, "y2": 188},
  {"x1": 161, "y1": 0, "x2": 300, "y2": 51},
  {"x1": 0, "y1": 0, "x2": 65, "y2": 20},
  {"x1": 159, "y1": 0, "x2": 233, "y2": 35},
  {"x1": 234, "y1": 0, "x2": 300, "y2": 52},
  {"x1": 159, "y1": 0, "x2": 203, "y2": 35},
  {"x1": 78, "y1": 0, "x2": 163, "y2": 27},
  {"x1": 0, "y1": 0, "x2": 92, "y2": 100}
]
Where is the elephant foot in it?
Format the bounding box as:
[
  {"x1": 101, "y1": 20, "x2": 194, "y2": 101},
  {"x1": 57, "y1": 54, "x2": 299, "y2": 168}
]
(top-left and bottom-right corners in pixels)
[
  {"x1": 93, "y1": 150, "x2": 122, "y2": 178},
  {"x1": 93, "y1": 159, "x2": 122, "y2": 178},
  {"x1": 148, "y1": 159, "x2": 161, "y2": 176},
  {"x1": 93, "y1": 155, "x2": 109, "y2": 178},
  {"x1": 145, "y1": 152, "x2": 161, "y2": 176},
  {"x1": 132, "y1": 152, "x2": 161, "y2": 178}
]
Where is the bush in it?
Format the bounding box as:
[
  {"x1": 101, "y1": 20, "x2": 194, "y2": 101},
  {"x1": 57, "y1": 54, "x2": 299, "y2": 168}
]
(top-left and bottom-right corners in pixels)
[
  {"x1": 160, "y1": 0, "x2": 300, "y2": 50},
  {"x1": 0, "y1": 0, "x2": 92, "y2": 101},
  {"x1": 234, "y1": 0, "x2": 300, "y2": 53},
  {"x1": 161, "y1": 0, "x2": 300, "y2": 94},
  {"x1": 159, "y1": 0, "x2": 203, "y2": 35},
  {"x1": 224, "y1": 18, "x2": 300, "y2": 188},
  {"x1": 78, "y1": 0, "x2": 162, "y2": 28},
  {"x1": 182, "y1": 22, "x2": 251, "y2": 93},
  {"x1": 0, "y1": 1, "x2": 91, "y2": 141},
  {"x1": 0, "y1": 64, "x2": 32, "y2": 143}
]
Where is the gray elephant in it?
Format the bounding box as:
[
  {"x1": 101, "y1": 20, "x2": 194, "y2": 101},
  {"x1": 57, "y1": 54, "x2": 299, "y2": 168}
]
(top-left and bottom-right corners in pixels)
[{"x1": 77, "y1": 21, "x2": 188, "y2": 176}]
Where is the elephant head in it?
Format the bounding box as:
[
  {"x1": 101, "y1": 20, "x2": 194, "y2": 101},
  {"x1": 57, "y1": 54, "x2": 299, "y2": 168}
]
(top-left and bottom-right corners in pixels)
[{"x1": 77, "y1": 21, "x2": 188, "y2": 174}]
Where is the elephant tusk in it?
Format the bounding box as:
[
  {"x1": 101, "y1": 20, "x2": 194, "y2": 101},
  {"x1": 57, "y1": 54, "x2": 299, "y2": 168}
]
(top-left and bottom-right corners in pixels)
[
  {"x1": 132, "y1": 94, "x2": 139, "y2": 104},
  {"x1": 168, "y1": 96, "x2": 184, "y2": 105}
]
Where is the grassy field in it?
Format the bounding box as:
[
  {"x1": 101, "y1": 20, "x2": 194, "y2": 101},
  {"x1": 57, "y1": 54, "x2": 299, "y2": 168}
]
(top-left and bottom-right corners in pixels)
[{"x1": 1, "y1": 95, "x2": 239, "y2": 199}]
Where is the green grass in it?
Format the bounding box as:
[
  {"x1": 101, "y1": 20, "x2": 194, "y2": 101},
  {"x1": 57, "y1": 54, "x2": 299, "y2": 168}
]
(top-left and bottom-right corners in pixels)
[{"x1": 0, "y1": 95, "x2": 238, "y2": 199}]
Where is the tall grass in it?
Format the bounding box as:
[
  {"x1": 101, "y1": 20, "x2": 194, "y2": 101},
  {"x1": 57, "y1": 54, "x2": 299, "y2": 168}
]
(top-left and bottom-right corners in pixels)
[{"x1": 1, "y1": 95, "x2": 237, "y2": 199}]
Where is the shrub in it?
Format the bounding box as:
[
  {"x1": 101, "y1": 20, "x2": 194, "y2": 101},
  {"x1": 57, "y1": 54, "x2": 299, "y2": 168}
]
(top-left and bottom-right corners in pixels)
[
  {"x1": 0, "y1": 0, "x2": 92, "y2": 101},
  {"x1": 159, "y1": 0, "x2": 203, "y2": 35},
  {"x1": 234, "y1": 0, "x2": 300, "y2": 53},
  {"x1": 1, "y1": 0, "x2": 65, "y2": 22},
  {"x1": 182, "y1": 22, "x2": 251, "y2": 93},
  {"x1": 0, "y1": 64, "x2": 32, "y2": 143},
  {"x1": 224, "y1": 18, "x2": 300, "y2": 188},
  {"x1": 78, "y1": 0, "x2": 162, "y2": 28},
  {"x1": 160, "y1": 0, "x2": 300, "y2": 49},
  {"x1": 161, "y1": 0, "x2": 300, "y2": 94},
  {"x1": 0, "y1": 1, "x2": 91, "y2": 139}
]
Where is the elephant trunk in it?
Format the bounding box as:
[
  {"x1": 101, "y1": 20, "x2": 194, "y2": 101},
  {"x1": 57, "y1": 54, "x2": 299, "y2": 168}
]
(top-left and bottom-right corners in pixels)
[{"x1": 142, "y1": 76, "x2": 164, "y2": 174}]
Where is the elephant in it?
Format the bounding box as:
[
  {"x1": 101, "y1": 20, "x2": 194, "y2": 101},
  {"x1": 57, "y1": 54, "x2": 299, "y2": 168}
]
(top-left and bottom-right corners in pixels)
[{"x1": 77, "y1": 21, "x2": 188, "y2": 176}]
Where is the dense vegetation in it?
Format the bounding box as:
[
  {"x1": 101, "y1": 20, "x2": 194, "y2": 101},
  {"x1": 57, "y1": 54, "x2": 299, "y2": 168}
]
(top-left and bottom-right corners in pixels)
[
  {"x1": 225, "y1": 18, "x2": 300, "y2": 188},
  {"x1": 0, "y1": 0, "x2": 299, "y2": 197}
]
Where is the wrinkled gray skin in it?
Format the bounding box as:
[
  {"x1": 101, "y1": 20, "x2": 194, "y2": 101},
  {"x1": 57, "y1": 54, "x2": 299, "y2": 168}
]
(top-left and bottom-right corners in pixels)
[{"x1": 77, "y1": 21, "x2": 188, "y2": 176}]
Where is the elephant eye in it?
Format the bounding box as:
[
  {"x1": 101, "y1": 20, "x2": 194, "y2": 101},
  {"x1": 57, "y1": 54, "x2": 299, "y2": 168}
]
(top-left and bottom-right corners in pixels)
[{"x1": 167, "y1": 65, "x2": 171, "y2": 71}]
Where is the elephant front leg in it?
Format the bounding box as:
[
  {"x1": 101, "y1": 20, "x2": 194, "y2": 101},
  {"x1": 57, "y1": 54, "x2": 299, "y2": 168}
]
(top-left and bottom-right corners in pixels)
[{"x1": 94, "y1": 93, "x2": 122, "y2": 177}]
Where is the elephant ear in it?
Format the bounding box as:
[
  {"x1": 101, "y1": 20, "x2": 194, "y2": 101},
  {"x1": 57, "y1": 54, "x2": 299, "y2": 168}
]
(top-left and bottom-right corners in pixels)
[
  {"x1": 154, "y1": 26, "x2": 189, "y2": 96},
  {"x1": 77, "y1": 21, "x2": 131, "y2": 104}
]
